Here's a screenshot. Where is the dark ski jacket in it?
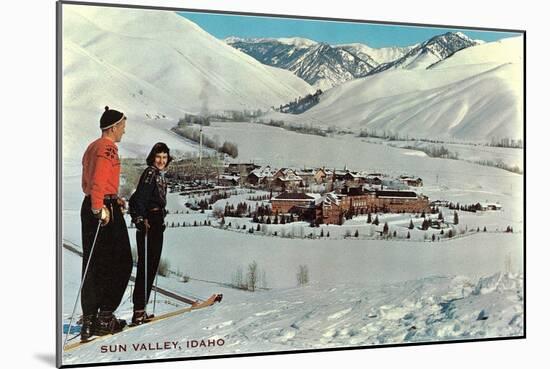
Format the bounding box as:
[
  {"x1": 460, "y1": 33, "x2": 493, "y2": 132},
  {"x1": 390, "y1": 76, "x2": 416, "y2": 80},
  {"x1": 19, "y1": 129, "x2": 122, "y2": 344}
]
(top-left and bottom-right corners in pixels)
[{"x1": 129, "y1": 166, "x2": 167, "y2": 220}]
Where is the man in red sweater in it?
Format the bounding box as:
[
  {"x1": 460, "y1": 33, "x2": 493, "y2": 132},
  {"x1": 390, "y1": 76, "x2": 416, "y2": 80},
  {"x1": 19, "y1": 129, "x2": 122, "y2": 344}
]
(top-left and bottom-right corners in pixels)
[{"x1": 79, "y1": 106, "x2": 132, "y2": 341}]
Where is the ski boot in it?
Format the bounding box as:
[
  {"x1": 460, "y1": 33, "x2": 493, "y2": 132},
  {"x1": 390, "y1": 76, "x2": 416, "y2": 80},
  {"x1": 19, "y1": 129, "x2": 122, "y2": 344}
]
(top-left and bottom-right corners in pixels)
[
  {"x1": 80, "y1": 314, "x2": 96, "y2": 342},
  {"x1": 93, "y1": 311, "x2": 127, "y2": 336},
  {"x1": 131, "y1": 310, "x2": 154, "y2": 326}
]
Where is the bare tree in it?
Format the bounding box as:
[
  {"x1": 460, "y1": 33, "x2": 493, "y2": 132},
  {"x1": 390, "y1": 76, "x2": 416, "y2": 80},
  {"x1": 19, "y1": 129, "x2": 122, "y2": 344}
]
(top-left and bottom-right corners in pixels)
[{"x1": 247, "y1": 261, "x2": 258, "y2": 292}]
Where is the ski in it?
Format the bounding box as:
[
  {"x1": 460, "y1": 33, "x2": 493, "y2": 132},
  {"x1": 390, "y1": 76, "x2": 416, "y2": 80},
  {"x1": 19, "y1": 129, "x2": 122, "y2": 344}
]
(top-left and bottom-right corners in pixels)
[{"x1": 63, "y1": 293, "x2": 223, "y2": 352}]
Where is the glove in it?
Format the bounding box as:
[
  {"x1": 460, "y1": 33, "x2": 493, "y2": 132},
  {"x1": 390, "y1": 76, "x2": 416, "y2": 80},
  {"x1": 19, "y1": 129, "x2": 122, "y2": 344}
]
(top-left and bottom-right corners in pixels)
[
  {"x1": 117, "y1": 197, "x2": 127, "y2": 214},
  {"x1": 92, "y1": 206, "x2": 110, "y2": 227},
  {"x1": 135, "y1": 217, "x2": 150, "y2": 232}
]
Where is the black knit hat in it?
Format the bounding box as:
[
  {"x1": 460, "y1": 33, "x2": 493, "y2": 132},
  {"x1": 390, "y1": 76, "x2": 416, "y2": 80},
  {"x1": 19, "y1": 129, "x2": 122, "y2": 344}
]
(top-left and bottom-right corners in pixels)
[{"x1": 100, "y1": 106, "x2": 125, "y2": 130}]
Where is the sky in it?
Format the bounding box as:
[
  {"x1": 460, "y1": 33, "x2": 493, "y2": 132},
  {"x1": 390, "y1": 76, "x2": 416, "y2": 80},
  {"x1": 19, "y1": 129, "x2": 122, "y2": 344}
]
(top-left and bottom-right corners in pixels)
[{"x1": 178, "y1": 11, "x2": 521, "y2": 48}]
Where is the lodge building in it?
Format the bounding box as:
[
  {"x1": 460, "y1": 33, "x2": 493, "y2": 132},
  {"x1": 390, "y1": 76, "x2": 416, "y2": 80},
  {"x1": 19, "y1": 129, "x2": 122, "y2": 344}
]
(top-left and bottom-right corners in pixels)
[
  {"x1": 271, "y1": 192, "x2": 318, "y2": 213},
  {"x1": 270, "y1": 187, "x2": 430, "y2": 225}
]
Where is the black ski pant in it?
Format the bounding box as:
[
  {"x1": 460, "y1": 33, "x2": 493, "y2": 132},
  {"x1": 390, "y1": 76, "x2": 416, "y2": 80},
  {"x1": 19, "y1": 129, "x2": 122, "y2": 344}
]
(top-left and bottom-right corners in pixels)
[
  {"x1": 132, "y1": 211, "x2": 165, "y2": 311},
  {"x1": 80, "y1": 196, "x2": 133, "y2": 316}
]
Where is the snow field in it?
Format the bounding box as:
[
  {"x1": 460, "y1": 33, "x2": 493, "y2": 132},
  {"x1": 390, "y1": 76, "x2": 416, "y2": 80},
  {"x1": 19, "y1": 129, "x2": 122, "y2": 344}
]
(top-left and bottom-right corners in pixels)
[{"x1": 63, "y1": 265, "x2": 523, "y2": 364}]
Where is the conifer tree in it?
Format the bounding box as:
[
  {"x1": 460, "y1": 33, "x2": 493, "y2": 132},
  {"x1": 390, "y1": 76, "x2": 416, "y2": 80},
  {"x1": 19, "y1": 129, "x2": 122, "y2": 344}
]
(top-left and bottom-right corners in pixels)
[{"x1": 421, "y1": 218, "x2": 429, "y2": 231}]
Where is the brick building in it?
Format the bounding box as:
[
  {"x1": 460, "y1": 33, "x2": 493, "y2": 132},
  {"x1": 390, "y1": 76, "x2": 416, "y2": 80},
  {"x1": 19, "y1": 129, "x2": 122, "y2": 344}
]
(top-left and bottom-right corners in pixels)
[
  {"x1": 271, "y1": 192, "x2": 317, "y2": 213},
  {"x1": 366, "y1": 190, "x2": 429, "y2": 213},
  {"x1": 315, "y1": 192, "x2": 344, "y2": 225},
  {"x1": 271, "y1": 188, "x2": 430, "y2": 225},
  {"x1": 340, "y1": 187, "x2": 430, "y2": 214}
]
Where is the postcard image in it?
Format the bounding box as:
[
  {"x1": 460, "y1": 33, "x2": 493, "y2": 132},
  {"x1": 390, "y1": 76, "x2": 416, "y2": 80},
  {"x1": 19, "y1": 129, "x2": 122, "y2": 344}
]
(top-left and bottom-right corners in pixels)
[{"x1": 57, "y1": 1, "x2": 524, "y2": 367}]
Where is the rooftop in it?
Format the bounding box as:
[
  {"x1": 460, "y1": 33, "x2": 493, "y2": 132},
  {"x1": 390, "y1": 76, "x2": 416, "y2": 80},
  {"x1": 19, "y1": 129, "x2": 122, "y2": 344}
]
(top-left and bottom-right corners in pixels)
[
  {"x1": 375, "y1": 190, "x2": 418, "y2": 198},
  {"x1": 273, "y1": 192, "x2": 316, "y2": 200}
]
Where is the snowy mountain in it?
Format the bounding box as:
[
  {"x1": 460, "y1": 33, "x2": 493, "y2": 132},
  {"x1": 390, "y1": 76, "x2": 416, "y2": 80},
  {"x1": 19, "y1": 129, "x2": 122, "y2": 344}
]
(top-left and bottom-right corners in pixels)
[
  {"x1": 429, "y1": 36, "x2": 522, "y2": 69},
  {"x1": 226, "y1": 36, "x2": 319, "y2": 48},
  {"x1": 62, "y1": 6, "x2": 314, "y2": 157},
  {"x1": 368, "y1": 32, "x2": 479, "y2": 74},
  {"x1": 225, "y1": 37, "x2": 379, "y2": 90},
  {"x1": 337, "y1": 42, "x2": 417, "y2": 65},
  {"x1": 225, "y1": 33, "x2": 478, "y2": 90},
  {"x1": 265, "y1": 36, "x2": 523, "y2": 143}
]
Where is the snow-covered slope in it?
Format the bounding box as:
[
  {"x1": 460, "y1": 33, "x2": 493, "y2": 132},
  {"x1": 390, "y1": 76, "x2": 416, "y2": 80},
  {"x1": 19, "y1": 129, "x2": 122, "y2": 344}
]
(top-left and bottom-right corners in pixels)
[
  {"x1": 62, "y1": 5, "x2": 314, "y2": 157},
  {"x1": 267, "y1": 36, "x2": 523, "y2": 142},
  {"x1": 429, "y1": 36, "x2": 523, "y2": 69},
  {"x1": 64, "y1": 6, "x2": 313, "y2": 113},
  {"x1": 62, "y1": 263, "x2": 523, "y2": 365}
]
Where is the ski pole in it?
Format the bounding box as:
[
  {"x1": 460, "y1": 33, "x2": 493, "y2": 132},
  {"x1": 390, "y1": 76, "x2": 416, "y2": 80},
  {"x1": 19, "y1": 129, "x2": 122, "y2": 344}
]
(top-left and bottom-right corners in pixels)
[
  {"x1": 144, "y1": 226, "x2": 148, "y2": 311},
  {"x1": 153, "y1": 273, "x2": 158, "y2": 315},
  {"x1": 63, "y1": 219, "x2": 102, "y2": 348}
]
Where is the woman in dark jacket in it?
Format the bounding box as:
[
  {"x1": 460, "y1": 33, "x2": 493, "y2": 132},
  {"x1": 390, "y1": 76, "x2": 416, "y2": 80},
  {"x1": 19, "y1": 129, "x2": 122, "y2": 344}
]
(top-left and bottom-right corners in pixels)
[{"x1": 129, "y1": 142, "x2": 172, "y2": 325}]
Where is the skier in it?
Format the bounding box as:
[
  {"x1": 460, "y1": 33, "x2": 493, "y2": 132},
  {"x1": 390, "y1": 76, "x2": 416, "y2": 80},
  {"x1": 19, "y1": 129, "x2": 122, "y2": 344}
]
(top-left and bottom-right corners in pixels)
[
  {"x1": 129, "y1": 142, "x2": 172, "y2": 325},
  {"x1": 79, "y1": 106, "x2": 133, "y2": 341}
]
